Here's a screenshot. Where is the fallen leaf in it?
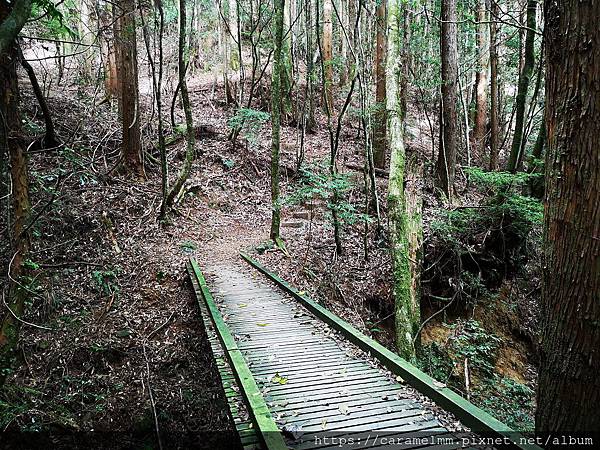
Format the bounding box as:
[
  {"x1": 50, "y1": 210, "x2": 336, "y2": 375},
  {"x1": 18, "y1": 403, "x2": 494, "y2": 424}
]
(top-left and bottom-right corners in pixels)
[
  {"x1": 271, "y1": 373, "x2": 288, "y2": 385},
  {"x1": 433, "y1": 381, "x2": 447, "y2": 389},
  {"x1": 338, "y1": 404, "x2": 350, "y2": 415},
  {"x1": 320, "y1": 419, "x2": 328, "y2": 430},
  {"x1": 256, "y1": 323, "x2": 269, "y2": 327},
  {"x1": 238, "y1": 303, "x2": 248, "y2": 308}
]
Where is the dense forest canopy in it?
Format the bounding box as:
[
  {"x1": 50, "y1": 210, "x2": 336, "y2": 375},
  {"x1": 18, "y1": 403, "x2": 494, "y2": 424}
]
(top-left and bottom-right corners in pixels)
[{"x1": 0, "y1": 0, "x2": 597, "y2": 446}]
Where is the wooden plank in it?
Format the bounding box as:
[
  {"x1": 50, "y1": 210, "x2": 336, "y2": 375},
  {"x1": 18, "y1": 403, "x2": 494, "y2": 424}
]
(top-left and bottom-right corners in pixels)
[
  {"x1": 255, "y1": 365, "x2": 383, "y2": 385},
  {"x1": 265, "y1": 384, "x2": 407, "y2": 408},
  {"x1": 189, "y1": 259, "x2": 287, "y2": 450},
  {"x1": 251, "y1": 359, "x2": 369, "y2": 377},
  {"x1": 283, "y1": 403, "x2": 423, "y2": 429},
  {"x1": 239, "y1": 341, "x2": 341, "y2": 354},
  {"x1": 240, "y1": 252, "x2": 541, "y2": 450},
  {"x1": 262, "y1": 371, "x2": 392, "y2": 394},
  {"x1": 245, "y1": 351, "x2": 348, "y2": 366},
  {"x1": 279, "y1": 398, "x2": 420, "y2": 424},
  {"x1": 300, "y1": 410, "x2": 435, "y2": 433},
  {"x1": 263, "y1": 377, "x2": 396, "y2": 400}
]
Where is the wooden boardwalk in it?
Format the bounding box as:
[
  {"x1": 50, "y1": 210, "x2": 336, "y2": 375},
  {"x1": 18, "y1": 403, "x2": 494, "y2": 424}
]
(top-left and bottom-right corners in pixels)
[
  {"x1": 211, "y1": 266, "x2": 462, "y2": 449},
  {"x1": 188, "y1": 256, "x2": 536, "y2": 450}
]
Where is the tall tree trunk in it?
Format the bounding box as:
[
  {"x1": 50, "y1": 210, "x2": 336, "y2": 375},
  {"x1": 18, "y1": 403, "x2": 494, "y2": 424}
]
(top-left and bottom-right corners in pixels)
[
  {"x1": 140, "y1": 0, "x2": 167, "y2": 217},
  {"x1": 220, "y1": 0, "x2": 234, "y2": 104},
  {"x1": 270, "y1": 0, "x2": 284, "y2": 244},
  {"x1": 281, "y1": 0, "x2": 293, "y2": 120},
  {"x1": 488, "y1": 0, "x2": 499, "y2": 170},
  {"x1": 305, "y1": 0, "x2": 316, "y2": 131},
  {"x1": 472, "y1": 0, "x2": 488, "y2": 158},
  {"x1": 78, "y1": 0, "x2": 94, "y2": 82},
  {"x1": 536, "y1": 0, "x2": 600, "y2": 434},
  {"x1": 0, "y1": 0, "x2": 32, "y2": 387},
  {"x1": 338, "y1": 0, "x2": 348, "y2": 86},
  {"x1": 116, "y1": 0, "x2": 144, "y2": 177},
  {"x1": 507, "y1": 0, "x2": 536, "y2": 172},
  {"x1": 435, "y1": 0, "x2": 458, "y2": 200},
  {"x1": 164, "y1": 0, "x2": 196, "y2": 209},
  {"x1": 387, "y1": 0, "x2": 421, "y2": 360},
  {"x1": 322, "y1": 0, "x2": 333, "y2": 110},
  {"x1": 99, "y1": 5, "x2": 118, "y2": 99},
  {"x1": 373, "y1": 0, "x2": 387, "y2": 169},
  {"x1": 229, "y1": 0, "x2": 239, "y2": 71}
]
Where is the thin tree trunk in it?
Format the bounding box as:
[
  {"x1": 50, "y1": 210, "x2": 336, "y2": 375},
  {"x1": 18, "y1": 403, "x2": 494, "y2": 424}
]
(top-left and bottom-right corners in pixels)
[
  {"x1": 18, "y1": 45, "x2": 60, "y2": 149},
  {"x1": 116, "y1": 0, "x2": 144, "y2": 177},
  {"x1": 305, "y1": 0, "x2": 316, "y2": 132},
  {"x1": 270, "y1": 0, "x2": 284, "y2": 244},
  {"x1": 536, "y1": 0, "x2": 600, "y2": 433},
  {"x1": 373, "y1": 0, "x2": 387, "y2": 169},
  {"x1": 472, "y1": 0, "x2": 488, "y2": 158},
  {"x1": 164, "y1": 0, "x2": 196, "y2": 209},
  {"x1": 322, "y1": 0, "x2": 333, "y2": 110},
  {"x1": 435, "y1": 0, "x2": 458, "y2": 200},
  {"x1": 507, "y1": 0, "x2": 536, "y2": 172},
  {"x1": 525, "y1": 118, "x2": 544, "y2": 198},
  {"x1": 78, "y1": 0, "x2": 94, "y2": 82},
  {"x1": 99, "y1": 5, "x2": 118, "y2": 99},
  {"x1": 140, "y1": 0, "x2": 168, "y2": 217},
  {"x1": 488, "y1": 0, "x2": 499, "y2": 170}
]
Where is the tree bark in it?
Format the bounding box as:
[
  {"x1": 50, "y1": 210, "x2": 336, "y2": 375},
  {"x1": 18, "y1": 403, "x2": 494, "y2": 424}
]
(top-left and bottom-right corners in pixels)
[
  {"x1": 536, "y1": 0, "x2": 600, "y2": 433},
  {"x1": 115, "y1": 0, "x2": 144, "y2": 178},
  {"x1": 99, "y1": 6, "x2": 118, "y2": 99},
  {"x1": 488, "y1": 0, "x2": 499, "y2": 170},
  {"x1": 305, "y1": 0, "x2": 316, "y2": 132},
  {"x1": 373, "y1": 0, "x2": 387, "y2": 169},
  {"x1": 322, "y1": 0, "x2": 333, "y2": 111},
  {"x1": 435, "y1": 0, "x2": 458, "y2": 200},
  {"x1": 0, "y1": 0, "x2": 31, "y2": 386},
  {"x1": 0, "y1": 0, "x2": 31, "y2": 56},
  {"x1": 270, "y1": 0, "x2": 284, "y2": 243},
  {"x1": 386, "y1": 0, "x2": 421, "y2": 360},
  {"x1": 507, "y1": 0, "x2": 536, "y2": 172},
  {"x1": 472, "y1": 0, "x2": 488, "y2": 158}
]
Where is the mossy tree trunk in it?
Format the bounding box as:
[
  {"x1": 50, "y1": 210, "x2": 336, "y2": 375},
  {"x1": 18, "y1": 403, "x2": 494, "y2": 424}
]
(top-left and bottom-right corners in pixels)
[
  {"x1": 536, "y1": 0, "x2": 600, "y2": 433},
  {"x1": 270, "y1": 0, "x2": 284, "y2": 244},
  {"x1": 507, "y1": 0, "x2": 536, "y2": 173},
  {"x1": 386, "y1": 0, "x2": 421, "y2": 360},
  {"x1": 0, "y1": 0, "x2": 32, "y2": 387},
  {"x1": 164, "y1": 0, "x2": 196, "y2": 210}
]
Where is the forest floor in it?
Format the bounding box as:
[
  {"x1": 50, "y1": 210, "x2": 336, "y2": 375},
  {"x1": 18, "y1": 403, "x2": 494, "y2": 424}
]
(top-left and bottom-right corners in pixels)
[{"x1": 0, "y1": 64, "x2": 539, "y2": 446}]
